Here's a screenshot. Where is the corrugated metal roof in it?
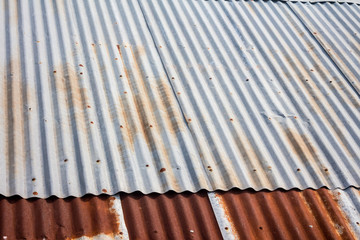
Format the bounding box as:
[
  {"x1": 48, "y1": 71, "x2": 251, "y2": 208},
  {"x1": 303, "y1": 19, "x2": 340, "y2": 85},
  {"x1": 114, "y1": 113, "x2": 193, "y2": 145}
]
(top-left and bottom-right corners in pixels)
[
  {"x1": 1, "y1": 0, "x2": 359, "y2": 198},
  {"x1": 1, "y1": 188, "x2": 359, "y2": 239}
]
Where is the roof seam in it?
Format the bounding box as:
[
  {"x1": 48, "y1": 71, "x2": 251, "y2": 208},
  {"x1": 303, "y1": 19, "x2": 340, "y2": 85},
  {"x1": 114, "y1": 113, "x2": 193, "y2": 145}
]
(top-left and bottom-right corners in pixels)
[
  {"x1": 135, "y1": 0, "x2": 215, "y2": 187},
  {"x1": 286, "y1": 2, "x2": 360, "y2": 98}
]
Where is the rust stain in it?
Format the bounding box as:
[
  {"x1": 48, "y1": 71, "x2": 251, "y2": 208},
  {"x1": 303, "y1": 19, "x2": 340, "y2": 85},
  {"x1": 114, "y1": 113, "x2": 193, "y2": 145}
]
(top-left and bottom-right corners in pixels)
[
  {"x1": 116, "y1": 43, "x2": 190, "y2": 189},
  {"x1": 305, "y1": 81, "x2": 357, "y2": 159},
  {"x1": 0, "y1": 195, "x2": 120, "y2": 239},
  {"x1": 3, "y1": 58, "x2": 29, "y2": 176},
  {"x1": 283, "y1": 128, "x2": 319, "y2": 165},
  {"x1": 117, "y1": 45, "x2": 176, "y2": 168},
  {"x1": 53, "y1": 64, "x2": 90, "y2": 134},
  {"x1": 132, "y1": 45, "x2": 146, "y2": 57}
]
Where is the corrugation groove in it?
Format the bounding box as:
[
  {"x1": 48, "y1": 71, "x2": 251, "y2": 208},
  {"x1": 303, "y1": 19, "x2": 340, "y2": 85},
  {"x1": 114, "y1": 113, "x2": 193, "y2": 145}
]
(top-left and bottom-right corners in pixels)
[
  {"x1": 212, "y1": 188, "x2": 356, "y2": 240},
  {"x1": 139, "y1": 0, "x2": 360, "y2": 190},
  {"x1": 120, "y1": 190, "x2": 222, "y2": 240},
  {"x1": 0, "y1": 194, "x2": 123, "y2": 239}
]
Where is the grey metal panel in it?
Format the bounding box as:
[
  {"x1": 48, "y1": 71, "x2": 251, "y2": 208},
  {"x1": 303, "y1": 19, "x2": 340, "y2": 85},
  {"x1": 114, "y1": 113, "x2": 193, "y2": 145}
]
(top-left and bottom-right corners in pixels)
[
  {"x1": 288, "y1": 2, "x2": 360, "y2": 93},
  {"x1": 0, "y1": 0, "x2": 360, "y2": 198},
  {"x1": 139, "y1": 0, "x2": 360, "y2": 190},
  {"x1": 0, "y1": 0, "x2": 210, "y2": 198}
]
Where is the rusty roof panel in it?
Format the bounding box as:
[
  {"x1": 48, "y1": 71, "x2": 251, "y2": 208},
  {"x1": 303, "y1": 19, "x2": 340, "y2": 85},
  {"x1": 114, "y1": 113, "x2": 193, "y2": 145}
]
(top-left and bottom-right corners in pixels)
[
  {"x1": 120, "y1": 190, "x2": 222, "y2": 240},
  {"x1": 0, "y1": 194, "x2": 128, "y2": 239},
  {"x1": 209, "y1": 188, "x2": 359, "y2": 240},
  {"x1": 289, "y1": 2, "x2": 360, "y2": 93},
  {"x1": 0, "y1": 188, "x2": 359, "y2": 239},
  {"x1": 1, "y1": 0, "x2": 360, "y2": 198},
  {"x1": 139, "y1": 0, "x2": 360, "y2": 191}
]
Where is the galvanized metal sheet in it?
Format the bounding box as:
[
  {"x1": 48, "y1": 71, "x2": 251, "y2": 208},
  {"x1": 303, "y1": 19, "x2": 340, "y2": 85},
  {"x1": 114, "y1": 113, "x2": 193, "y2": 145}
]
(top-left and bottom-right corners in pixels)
[
  {"x1": 0, "y1": 0, "x2": 210, "y2": 198},
  {"x1": 139, "y1": 0, "x2": 360, "y2": 190},
  {"x1": 288, "y1": 2, "x2": 360, "y2": 93},
  {"x1": 1, "y1": 0, "x2": 360, "y2": 198}
]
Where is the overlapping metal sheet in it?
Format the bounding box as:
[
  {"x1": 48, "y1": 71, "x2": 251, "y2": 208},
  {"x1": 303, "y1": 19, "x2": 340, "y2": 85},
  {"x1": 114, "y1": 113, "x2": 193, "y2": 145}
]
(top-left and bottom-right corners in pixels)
[
  {"x1": 209, "y1": 188, "x2": 360, "y2": 240},
  {"x1": 1, "y1": 0, "x2": 360, "y2": 198},
  {"x1": 1, "y1": 188, "x2": 359, "y2": 239},
  {"x1": 139, "y1": 0, "x2": 360, "y2": 190},
  {"x1": 288, "y1": 2, "x2": 360, "y2": 93}
]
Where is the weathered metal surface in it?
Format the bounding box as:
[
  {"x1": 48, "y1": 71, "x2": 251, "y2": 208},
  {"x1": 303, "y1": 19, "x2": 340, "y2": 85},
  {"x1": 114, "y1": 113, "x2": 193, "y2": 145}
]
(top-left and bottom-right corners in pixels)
[
  {"x1": 120, "y1": 190, "x2": 222, "y2": 240},
  {"x1": 0, "y1": 194, "x2": 128, "y2": 240},
  {"x1": 289, "y1": 2, "x2": 360, "y2": 93},
  {"x1": 0, "y1": 0, "x2": 209, "y2": 198},
  {"x1": 333, "y1": 188, "x2": 360, "y2": 237},
  {"x1": 139, "y1": 0, "x2": 360, "y2": 191},
  {"x1": 209, "y1": 188, "x2": 359, "y2": 240},
  {"x1": 0, "y1": 188, "x2": 359, "y2": 239},
  {"x1": 1, "y1": 0, "x2": 360, "y2": 198}
]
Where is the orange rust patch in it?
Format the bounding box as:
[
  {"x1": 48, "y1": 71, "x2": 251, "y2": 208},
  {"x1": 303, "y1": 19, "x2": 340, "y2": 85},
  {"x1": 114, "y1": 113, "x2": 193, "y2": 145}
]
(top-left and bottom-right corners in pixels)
[
  {"x1": 0, "y1": 195, "x2": 120, "y2": 239},
  {"x1": 283, "y1": 128, "x2": 318, "y2": 164},
  {"x1": 120, "y1": 190, "x2": 222, "y2": 239},
  {"x1": 116, "y1": 45, "x2": 176, "y2": 164}
]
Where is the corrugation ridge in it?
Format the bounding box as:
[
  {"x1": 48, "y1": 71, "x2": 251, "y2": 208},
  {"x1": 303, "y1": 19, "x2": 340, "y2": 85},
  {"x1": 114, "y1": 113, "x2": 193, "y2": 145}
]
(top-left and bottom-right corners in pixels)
[{"x1": 120, "y1": 190, "x2": 222, "y2": 240}]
